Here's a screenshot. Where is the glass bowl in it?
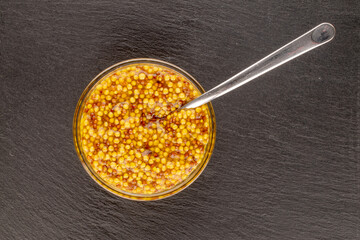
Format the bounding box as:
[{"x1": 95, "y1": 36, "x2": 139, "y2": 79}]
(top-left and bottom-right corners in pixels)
[{"x1": 73, "y1": 58, "x2": 216, "y2": 201}]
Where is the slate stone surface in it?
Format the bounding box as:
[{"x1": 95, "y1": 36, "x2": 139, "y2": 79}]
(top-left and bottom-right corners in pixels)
[{"x1": 0, "y1": 1, "x2": 359, "y2": 239}]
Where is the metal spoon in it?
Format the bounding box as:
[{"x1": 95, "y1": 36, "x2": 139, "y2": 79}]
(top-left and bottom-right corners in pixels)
[{"x1": 181, "y1": 23, "x2": 335, "y2": 109}]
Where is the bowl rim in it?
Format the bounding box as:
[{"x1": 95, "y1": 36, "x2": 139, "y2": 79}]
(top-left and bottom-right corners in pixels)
[{"x1": 73, "y1": 58, "x2": 216, "y2": 201}]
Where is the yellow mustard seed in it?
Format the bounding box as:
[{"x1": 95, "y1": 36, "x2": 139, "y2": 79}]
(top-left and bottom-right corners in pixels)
[{"x1": 79, "y1": 63, "x2": 212, "y2": 195}]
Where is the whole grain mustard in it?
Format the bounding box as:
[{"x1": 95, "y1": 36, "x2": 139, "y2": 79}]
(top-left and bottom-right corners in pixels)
[{"x1": 79, "y1": 63, "x2": 211, "y2": 194}]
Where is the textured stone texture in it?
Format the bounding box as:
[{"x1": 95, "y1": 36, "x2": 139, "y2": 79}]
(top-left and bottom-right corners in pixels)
[{"x1": 0, "y1": 1, "x2": 359, "y2": 239}]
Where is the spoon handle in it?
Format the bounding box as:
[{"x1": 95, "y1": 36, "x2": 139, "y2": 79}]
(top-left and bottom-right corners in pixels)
[{"x1": 182, "y1": 23, "x2": 335, "y2": 109}]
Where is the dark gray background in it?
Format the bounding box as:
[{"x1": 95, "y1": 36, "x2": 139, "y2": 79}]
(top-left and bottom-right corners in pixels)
[{"x1": 1, "y1": 1, "x2": 359, "y2": 239}]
